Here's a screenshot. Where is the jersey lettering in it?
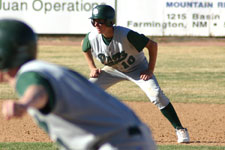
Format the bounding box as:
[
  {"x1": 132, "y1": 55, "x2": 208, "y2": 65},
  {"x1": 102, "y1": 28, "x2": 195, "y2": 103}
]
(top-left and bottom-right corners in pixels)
[
  {"x1": 127, "y1": 55, "x2": 135, "y2": 65},
  {"x1": 106, "y1": 56, "x2": 114, "y2": 65},
  {"x1": 98, "y1": 54, "x2": 106, "y2": 64},
  {"x1": 121, "y1": 62, "x2": 129, "y2": 69},
  {"x1": 98, "y1": 51, "x2": 135, "y2": 69},
  {"x1": 98, "y1": 51, "x2": 128, "y2": 65}
]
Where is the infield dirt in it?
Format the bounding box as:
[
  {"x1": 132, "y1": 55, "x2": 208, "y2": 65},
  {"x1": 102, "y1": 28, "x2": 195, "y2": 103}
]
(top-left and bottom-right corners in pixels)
[{"x1": 0, "y1": 101, "x2": 225, "y2": 146}]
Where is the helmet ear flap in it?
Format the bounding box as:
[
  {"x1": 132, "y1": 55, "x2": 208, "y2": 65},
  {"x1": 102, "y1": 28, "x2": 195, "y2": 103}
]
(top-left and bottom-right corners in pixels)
[
  {"x1": 106, "y1": 18, "x2": 115, "y2": 27},
  {"x1": 105, "y1": 21, "x2": 113, "y2": 27}
]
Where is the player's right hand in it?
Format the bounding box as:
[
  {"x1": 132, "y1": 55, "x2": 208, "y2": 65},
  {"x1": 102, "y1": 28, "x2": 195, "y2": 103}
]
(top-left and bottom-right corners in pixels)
[
  {"x1": 90, "y1": 68, "x2": 101, "y2": 78},
  {"x1": 2, "y1": 101, "x2": 27, "y2": 120}
]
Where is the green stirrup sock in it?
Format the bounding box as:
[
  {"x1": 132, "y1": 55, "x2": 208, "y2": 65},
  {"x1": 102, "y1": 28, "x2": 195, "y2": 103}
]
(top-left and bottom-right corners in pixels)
[{"x1": 160, "y1": 102, "x2": 183, "y2": 129}]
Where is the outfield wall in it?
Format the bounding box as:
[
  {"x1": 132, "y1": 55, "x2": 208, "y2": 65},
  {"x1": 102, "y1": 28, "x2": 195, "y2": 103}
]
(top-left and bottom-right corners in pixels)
[{"x1": 0, "y1": 0, "x2": 224, "y2": 36}]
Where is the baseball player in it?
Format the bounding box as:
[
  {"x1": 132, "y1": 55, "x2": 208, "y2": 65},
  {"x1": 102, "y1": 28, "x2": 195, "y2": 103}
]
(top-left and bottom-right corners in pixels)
[
  {"x1": 82, "y1": 4, "x2": 190, "y2": 143},
  {"x1": 0, "y1": 19, "x2": 156, "y2": 150}
]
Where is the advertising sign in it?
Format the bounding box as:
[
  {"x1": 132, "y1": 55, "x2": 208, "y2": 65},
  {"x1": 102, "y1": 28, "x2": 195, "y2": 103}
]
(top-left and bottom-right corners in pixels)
[
  {"x1": 0, "y1": 0, "x2": 115, "y2": 34},
  {"x1": 0, "y1": 0, "x2": 224, "y2": 36},
  {"x1": 117, "y1": 0, "x2": 225, "y2": 36}
]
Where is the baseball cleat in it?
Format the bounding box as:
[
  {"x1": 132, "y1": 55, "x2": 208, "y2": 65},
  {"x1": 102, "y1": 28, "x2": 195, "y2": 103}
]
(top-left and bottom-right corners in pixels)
[{"x1": 176, "y1": 128, "x2": 190, "y2": 143}]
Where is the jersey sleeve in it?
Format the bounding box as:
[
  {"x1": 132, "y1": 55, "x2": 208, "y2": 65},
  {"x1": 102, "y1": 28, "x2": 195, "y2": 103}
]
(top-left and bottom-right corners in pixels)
[
  {"x1": 82, "y1": 33, "x2": 91, "y2": 52},
  {"x1": 16, "y1": 71, "x2": 55, "y2": 114},
  {"x1": 127, "y1": 30, "x2": 149, "y2": 52}
]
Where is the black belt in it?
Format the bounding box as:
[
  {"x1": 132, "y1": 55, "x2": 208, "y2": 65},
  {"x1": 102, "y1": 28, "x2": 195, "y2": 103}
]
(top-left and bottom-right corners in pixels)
[
  {"x1": 88, "y1": 125, "x2": 142, "y2": 150},
  {"x1": 128, "y1": 126, "x2": 142, "y2": 136}
]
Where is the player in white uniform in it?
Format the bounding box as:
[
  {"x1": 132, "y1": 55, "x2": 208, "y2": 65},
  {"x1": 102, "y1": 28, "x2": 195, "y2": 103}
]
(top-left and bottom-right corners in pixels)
[
  {"x1": 0, "y1": 19, "x2": 156, "y2": 150},
  {"x1": 82, "y1": 5, "x2": 190, "y2": 143}
]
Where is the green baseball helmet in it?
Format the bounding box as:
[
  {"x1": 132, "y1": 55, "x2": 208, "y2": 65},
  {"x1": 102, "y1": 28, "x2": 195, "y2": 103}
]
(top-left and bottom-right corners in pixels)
[
  {"x1": 90, "y1": 5, "x2": 115, "y2": 26},
  {"x1": 0, "y1": 19, "x2": 37, "y2": 70}
]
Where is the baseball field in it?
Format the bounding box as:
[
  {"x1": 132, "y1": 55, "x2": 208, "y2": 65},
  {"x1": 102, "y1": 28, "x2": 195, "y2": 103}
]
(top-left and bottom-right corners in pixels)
[{"x1": 0, "y1": 36, "x2": 225, "y2": 150}]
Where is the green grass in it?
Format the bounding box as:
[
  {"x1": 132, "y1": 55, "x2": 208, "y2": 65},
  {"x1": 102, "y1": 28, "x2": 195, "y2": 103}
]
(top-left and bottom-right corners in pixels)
[
  {"x1": 0, "y1": 142, "x2": 58, "y2": 150},
  {"x1": 0, "y1": 143, "x2": 225, "y2": 150},
  {"x1": 155, "y1": 45, "x2": 225, "y2": 104},
  {"x1": 158, "y1": 145, "x2": 225, "y2": 150},
  {"x1": 0, "y1": 44, "x2": 224, "y2": 104}
]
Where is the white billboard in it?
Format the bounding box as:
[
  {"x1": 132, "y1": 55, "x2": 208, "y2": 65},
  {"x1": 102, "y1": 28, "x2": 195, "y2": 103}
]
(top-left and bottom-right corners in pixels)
[
  {"x1": 117, "y1": 0, "x2": 225, "y2": 36},
  {"x1": 0, "y1": 0, "x2": 225, "y2": 36},
  {"x1": 0, "y1": 0, "x2": 115, "y2": 34}
]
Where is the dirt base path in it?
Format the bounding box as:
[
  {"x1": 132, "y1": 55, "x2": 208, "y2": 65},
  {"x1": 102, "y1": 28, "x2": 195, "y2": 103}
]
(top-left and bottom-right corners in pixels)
[
  {"x1": 0, "y1": 101, "x2": 225, "y2": 146},
  {"x1": 125, "y1": 102, "x2": 225, "y2": 146}
]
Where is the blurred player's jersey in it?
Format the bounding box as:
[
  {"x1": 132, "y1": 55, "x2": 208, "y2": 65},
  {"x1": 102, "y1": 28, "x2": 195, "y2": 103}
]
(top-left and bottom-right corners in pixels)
[{"x1": 16, "y1": 60, "x2": 143, "y2": 150}]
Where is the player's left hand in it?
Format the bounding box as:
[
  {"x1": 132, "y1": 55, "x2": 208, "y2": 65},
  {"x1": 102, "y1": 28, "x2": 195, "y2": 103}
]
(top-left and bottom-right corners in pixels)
[
  {"x1": 2, "y1": 101, "x2": 27, "y2": 120},
  {"x1": 140, "y1": 70, "x2": 153, "y2": 81}
]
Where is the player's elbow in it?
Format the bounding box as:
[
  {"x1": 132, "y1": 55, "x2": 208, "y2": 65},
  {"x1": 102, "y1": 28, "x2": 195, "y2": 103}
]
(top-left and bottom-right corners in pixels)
[
  {"x1": 151, "y1": 40, "x2": 158, "y2": 48},
  {"x1": 147, "y1": 40, "x2": 158, "y2": 50},
  {"x1": 81, "y1": 40, "x2": 84, "y2": 46}
]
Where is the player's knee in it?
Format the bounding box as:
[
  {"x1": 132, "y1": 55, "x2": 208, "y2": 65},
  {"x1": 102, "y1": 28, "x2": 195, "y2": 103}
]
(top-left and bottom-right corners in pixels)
[
  {"x1": 152, "y1": 98, "x2": 169, "y2": 109},
  {"x1": 150, "y1": 90, "x2": 170, "y2": 109}
]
